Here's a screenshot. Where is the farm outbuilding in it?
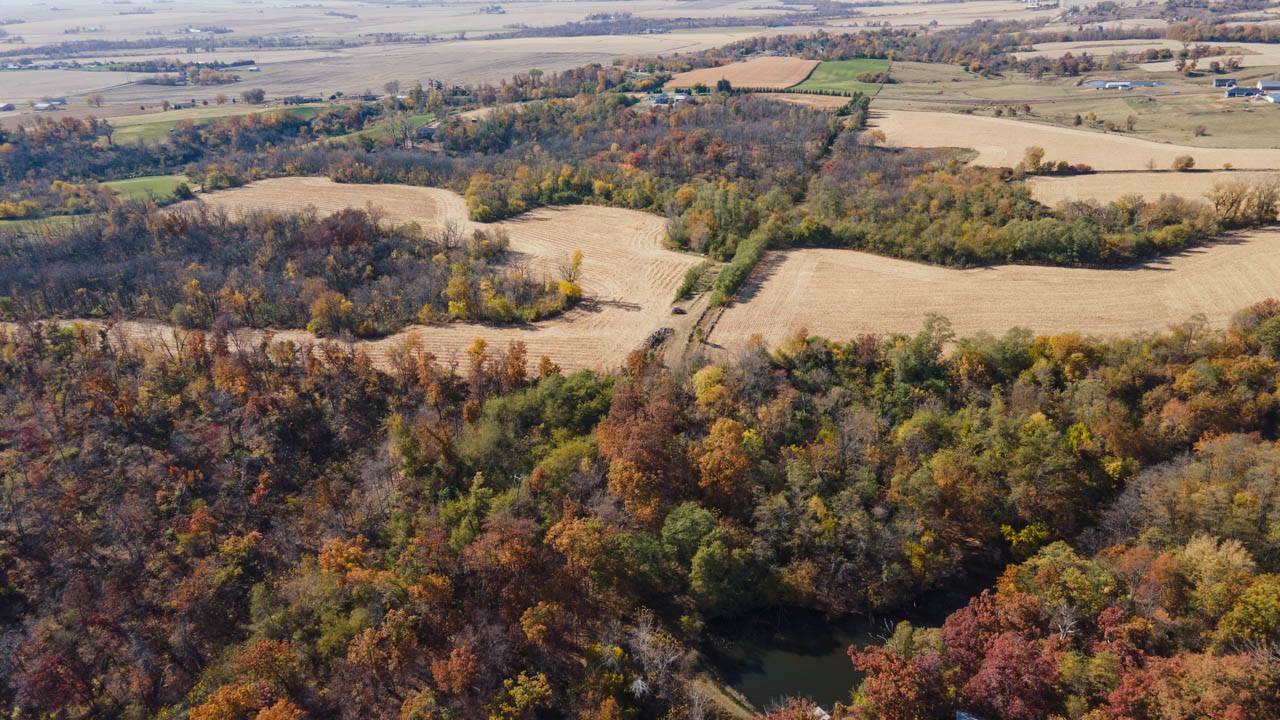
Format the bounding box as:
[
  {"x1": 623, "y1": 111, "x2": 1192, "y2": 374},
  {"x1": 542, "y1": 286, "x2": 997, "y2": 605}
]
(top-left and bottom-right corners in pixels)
[
  {"x1": 1257, "y1": 80, "x2": 1280, "y2": 91},
  {"x1": 1213, "y1": 78, "x2": 1237, "y2": 88}
]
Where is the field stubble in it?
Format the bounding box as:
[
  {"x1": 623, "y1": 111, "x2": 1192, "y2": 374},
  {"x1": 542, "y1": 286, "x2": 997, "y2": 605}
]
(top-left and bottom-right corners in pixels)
[
  {"x1": 155, "y1": 178, "x2": 703, "y2": 372},
  {"x1": 706, "y1": 232, "x2": 1280, "y2": 354}
]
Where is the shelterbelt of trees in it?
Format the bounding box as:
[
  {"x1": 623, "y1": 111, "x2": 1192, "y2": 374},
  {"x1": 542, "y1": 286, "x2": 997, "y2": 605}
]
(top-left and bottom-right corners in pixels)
[{"x1": 4, "y1": 301, "x2": 1280, "y2": 717}]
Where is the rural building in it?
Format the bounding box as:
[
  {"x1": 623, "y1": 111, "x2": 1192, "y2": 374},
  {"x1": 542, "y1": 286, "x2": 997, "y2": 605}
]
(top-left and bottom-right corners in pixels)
[
  {"x1": 1226, "y1": 87, "x2": 1261, "y2": 97},
  {"x1": 1267, "y1": 93, "x2": 1280, "y2": 104},
  {"x1": 1257, "y1": 80, "x2": 1280, "y2": 92},
  {"x1": 33, "y1": 102, "x2": 58, "y2": 111},
  {"x1": 1213, "y1": 78, "x2": 1237, "y2": 88},
  {"x1": 1086, "y1": 80, "x2": 1160, "y2": 89},
  {"x1": 649, "y1": 92, "x2": 690, "y2": 106},
  {"x1": 1103, "y1": 81, "x2": 1132, "y2": 90},
  {"x1": 0, "y1": 103, "x2": 13, "y2": 111}
]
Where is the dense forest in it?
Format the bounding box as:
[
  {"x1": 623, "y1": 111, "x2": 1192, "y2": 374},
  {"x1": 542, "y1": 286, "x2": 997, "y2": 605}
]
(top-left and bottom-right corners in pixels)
[
  {"x1": 0, "y1": 203, "x2": 579, "y2": 334},
  {"x1": 3, "y1": 304, "x2": 1280, "y2": 717}
]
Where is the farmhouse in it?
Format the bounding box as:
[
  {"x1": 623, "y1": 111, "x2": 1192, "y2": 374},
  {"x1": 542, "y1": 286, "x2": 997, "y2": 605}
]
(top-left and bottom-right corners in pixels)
[
  {"x1": 1226, "y1": 87, "x2": 1261, "y2": 97},
  {"x1": 1213, "y1": 78, "x2": 1237, "y2": 88},
  {"x1": 1257, "y1": 80, "x2": 1280, "y2": 92}
]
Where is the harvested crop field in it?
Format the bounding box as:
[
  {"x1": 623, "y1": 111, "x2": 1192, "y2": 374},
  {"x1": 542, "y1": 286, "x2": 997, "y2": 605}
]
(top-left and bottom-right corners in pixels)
[
  {"x1": 870, "y1": 109, "x2": 1280, "y2": 171},
  {"x1": 666, "y1": 57, "x2": 819, "y2": 90},
  {"x1": 1027, "y1": 170, "x2": 1280, "y2": 205},
  {"x1": 825, "y1": 0, "x2": 1041, "y2": 28},
  {"x1": 1010, "y1": 38, "x2": 1185, "y2": 61},
  {"x1": 751, "y1": 93, "x2": 851, "y2": 109},
  {"x1": 705, "y1": 230, "x2": 1280, "y2": 352},
  {"x1": 185, "y1": 178, "x2": 701, "y2": 372}
]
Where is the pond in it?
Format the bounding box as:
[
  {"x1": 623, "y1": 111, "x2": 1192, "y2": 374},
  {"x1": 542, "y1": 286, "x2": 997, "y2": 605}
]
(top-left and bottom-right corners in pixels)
[
  {"x1": 707, "y1": 586, "x2": 980, "y2": 712},
  {"x1": 707, "y1": 609, "x2": 877, "y2": 711}
]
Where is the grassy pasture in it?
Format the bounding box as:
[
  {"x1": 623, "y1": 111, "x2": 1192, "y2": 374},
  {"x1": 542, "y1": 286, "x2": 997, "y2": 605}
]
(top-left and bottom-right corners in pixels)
[
  {"x1": 791, "y1": 59, "x2": 890, "y2": 95},
  {"x1": 102, "y1": 174, "x2": 188, "y2": 201},
  {"x1": 110, "y1": 105, "x2": 321, "y2": 145},
  {"x1": 0, "y1": 214, "x2": 81, "y2": 233}
]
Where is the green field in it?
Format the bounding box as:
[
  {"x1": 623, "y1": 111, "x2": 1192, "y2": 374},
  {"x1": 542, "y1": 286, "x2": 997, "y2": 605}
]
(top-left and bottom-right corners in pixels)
[
  {"x1": 327, "y1": 112, "x2": 435, "y2": 145},
  {"x1": 102, "y1": 174, "x2": 188, "y2": 201},
  {"x1": 0, "y1": 214, "x2": 81, "y2": 233},
  {"x1": 791, "y1": 59, "x2": 891, "y2": 95},
  {"x1": 111, "y1": 105, "x2": 322, "y2": 145}
]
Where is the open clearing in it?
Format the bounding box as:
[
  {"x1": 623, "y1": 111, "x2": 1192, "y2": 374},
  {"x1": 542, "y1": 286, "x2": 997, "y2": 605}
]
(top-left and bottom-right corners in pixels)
[
  {"x1": 753, "y1": 93, "x2": 851, "y2": 109},
  {"x1": 824, "y1": 0, "x2": 1042, "y2": 28},
  {"x1": 101, "y1": 174, "x2": 188, "y2": 201},
  {"x1": 1027, "y1": 170, "x2": 1280, "y2": 205},
  {"x1": 869, "y1": 109, "x2": 1280, "y2": 170},
  {"x1": 185, "y1": 178, "x2": 700, "y2": 372},
  {"x1": 706, "y1": 229, "x2": 1280, "y2": 352},
  {"x1": 1010, "y1": 38, "x2": 1186, "y2": 61},
  {"x1": 790, "y1": 59, "x2": 889, "y2": 95},
  {"x1": 666, "y1": 57, "x2": 820, "y2": 90}
]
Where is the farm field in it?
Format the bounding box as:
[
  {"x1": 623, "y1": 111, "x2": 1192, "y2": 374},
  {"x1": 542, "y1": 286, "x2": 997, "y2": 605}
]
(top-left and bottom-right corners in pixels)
[
  {"x1": 4, "y1": 0, "x2": 792, "y2": 45},
  {"x1": 1027, "y1": 170, "x2": 1279, "y2": 205},
  {"x1": 872, "y1": 62, "x2": 1092, "y2": 106},
  {"x1": 1139, "y1": 42, "x2": 1280, "y2": 72},
  {"x1": 706, "y1": 229, "x2": 1280, "y2": 352},
  {"x1": 869, "y1": 109, "x2": 1280, "y2": 170},
  {"x1": 187, "y1": 178, "x2": 702, "y2": 372},
  {"x1": 790, "y1": 59, "x2": 889, "y2": 95},
  {"x1": 101, "y1": 174, "x2": 188, "y2": 201},
  {"x1": 824, "y1": 0, "x2": 1041, "y2": 28},
  {"x1": 666, "y1": 57, "x2": 820, "y2": 90},
  {"x1": 995, "y1": 92, "x2": 1280, "y2": 149},
  {"x1": 110, "y1": 105, "x2": 320, "y2": 145},
  {"x1": 0, "y1": 214, "x2": 81, "y2": 233},
  {"x1": 1010, "y1": 38, "x2": 1186, "y2": 61},
  {"x1": 752, "y1": 93, "x2": 851, "y2": 109},
  {"x1": 87, "y1": 31, "x2": 809, "y2": 107}
]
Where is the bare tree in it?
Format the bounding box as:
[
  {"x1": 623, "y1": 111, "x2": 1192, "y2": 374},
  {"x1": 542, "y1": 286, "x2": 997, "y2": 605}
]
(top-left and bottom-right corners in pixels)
[{"x1": 384, "y1": 111, "x2": 415, "y2": 150}]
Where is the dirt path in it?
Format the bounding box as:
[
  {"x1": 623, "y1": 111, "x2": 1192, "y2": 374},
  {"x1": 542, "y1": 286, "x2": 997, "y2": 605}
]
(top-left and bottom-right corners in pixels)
[{"x1": 705, "y1": 228, "x2": 1280, "y2": 352}]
